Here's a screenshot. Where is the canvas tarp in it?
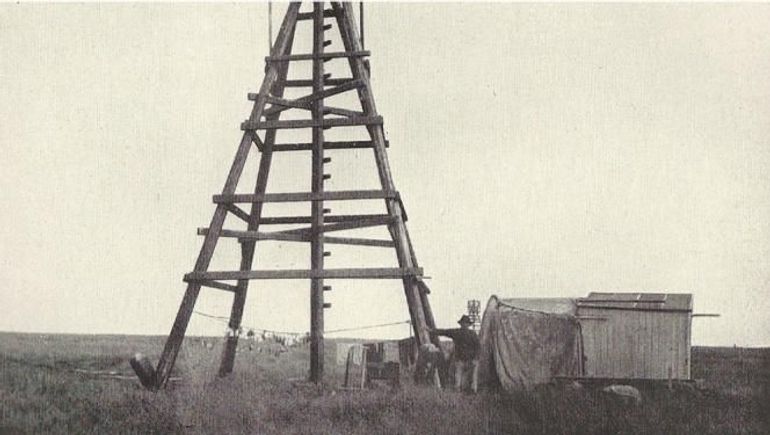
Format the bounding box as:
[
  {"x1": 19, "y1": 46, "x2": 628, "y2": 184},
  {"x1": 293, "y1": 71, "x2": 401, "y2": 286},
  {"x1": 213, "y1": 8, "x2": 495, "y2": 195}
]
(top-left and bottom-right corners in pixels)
[{"x1": 478, "y1": 296, "x2": 584, "y2": 391}]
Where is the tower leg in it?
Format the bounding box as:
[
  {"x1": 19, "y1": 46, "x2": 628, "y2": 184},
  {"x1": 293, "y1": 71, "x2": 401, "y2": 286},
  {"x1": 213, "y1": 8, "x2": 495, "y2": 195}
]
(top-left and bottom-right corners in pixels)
[
  {"x1": 217, "y1": 242, "x2": 256, "y2": 376},
  {"x1": 332, "y1": 1, "x2": 434, "y2": 346},
  {"x1": 217, "y1": 19, "x2": 297, "y2": 378},
  {"x1": 145, "y1": 3, "x2": 301, "y2": 390},
  {"x1": 404, "y1": 225, "x2": 437, "y2": 330},
  {"x1": 153, "y1": 132, "x2": 255, "y2": 389}
]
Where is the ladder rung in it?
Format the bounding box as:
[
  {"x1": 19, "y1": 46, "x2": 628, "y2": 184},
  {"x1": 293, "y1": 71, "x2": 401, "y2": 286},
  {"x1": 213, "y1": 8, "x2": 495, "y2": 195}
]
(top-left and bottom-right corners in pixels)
[
  {"x1": 185, "y1": 267, "x2": 423, "y2": 281},
  {"x1": 214, "y1": 190, "x2": 398, "y2": 204},
  {"x1": 265, "y1": 51, "x2": 370, "y2": 63},
  {"x1": 242, "y1": 116, "x2": 382, "y2": 131}
]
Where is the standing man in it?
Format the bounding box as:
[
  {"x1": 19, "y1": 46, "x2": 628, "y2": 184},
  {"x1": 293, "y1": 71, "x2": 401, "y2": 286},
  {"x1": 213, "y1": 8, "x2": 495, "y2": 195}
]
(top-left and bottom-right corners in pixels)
[{"x1": 429, "y1": 315, "x2": 480, "y2": 393}]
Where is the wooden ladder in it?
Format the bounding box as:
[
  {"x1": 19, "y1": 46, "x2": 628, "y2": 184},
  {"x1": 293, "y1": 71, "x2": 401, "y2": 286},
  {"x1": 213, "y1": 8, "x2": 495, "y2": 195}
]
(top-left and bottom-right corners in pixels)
[{"x1": 139, "y1": 1, "x2": 437, "y2": 390}]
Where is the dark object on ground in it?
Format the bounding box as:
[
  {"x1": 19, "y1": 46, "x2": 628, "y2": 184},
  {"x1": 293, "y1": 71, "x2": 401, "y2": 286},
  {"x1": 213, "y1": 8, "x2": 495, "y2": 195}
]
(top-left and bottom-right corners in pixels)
[{"x1": 130, "y1": 353, "x2": 156, "y2": 389}]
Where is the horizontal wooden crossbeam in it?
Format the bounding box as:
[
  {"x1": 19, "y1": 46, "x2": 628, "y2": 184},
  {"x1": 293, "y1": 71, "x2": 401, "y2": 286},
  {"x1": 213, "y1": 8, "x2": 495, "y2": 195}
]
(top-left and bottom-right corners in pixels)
[
  {"x1": 197, "y1": 228, "x2": 396, "y2": 248},
  {"x1": 576, "y1": 299, "x2": 667, "y2": 303},
  {"x1": 214, "y1": 190, "x2": 398, "y2": 204},
  {"x1": 323, "y1": 236, "x2": 395, "y2": 248},
  {"x1": 283, "y1": 78, "x2": 353, "y2": 87},
  {"x1": 253, "y1": 138, "x2": 388, "y2": 153},
  {"x1": 264, "y1": 140, "x2": 387, "y2": 152},
  {"x1": 242, "y1": 116, "x2": 382, "y2": 131},
  {"x1": 185, "y1": 267, "x2": 422, "y2": 281},
  {"x1": 259, "y1": 213, "x2": 391, "y2": 225},
  {"x1": 297, "y1": 9, "x2": 337, "y2": 20},
  {"x1": 265, "y1": 50, "x2": 369, "y2": 62},
  {"x1": 200, "y1": 228, "x2": 305, "y2": 242}
]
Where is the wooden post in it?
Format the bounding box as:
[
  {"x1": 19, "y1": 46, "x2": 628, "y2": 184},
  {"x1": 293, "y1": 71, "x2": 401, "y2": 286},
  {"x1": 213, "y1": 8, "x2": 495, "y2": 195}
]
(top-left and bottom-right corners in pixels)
[
  {"x1": 360, "y1": 347, "x2": 368, "y2": 389},
  {"x1": 309, "y1": 1, "x2": 327, "y2": 384},
  {"x1": 218, "y1": 11, "x2": 298, "y2": 378},
  {"x1": 147, "y1": 3, "x2": 302, "y2": 390},
  {"x1": 332, "y1": 1, "x2": 434, "y2": 347},
  {"x1": 405, "y1": 225, "x2": 437, "y2": 331}
]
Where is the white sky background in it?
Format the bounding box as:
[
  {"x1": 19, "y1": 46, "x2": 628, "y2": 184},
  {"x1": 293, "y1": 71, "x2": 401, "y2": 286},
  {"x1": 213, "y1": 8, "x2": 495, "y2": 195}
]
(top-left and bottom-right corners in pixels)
[{"x1": 1, "y1": 3, "x2": 769, "y2": 346}]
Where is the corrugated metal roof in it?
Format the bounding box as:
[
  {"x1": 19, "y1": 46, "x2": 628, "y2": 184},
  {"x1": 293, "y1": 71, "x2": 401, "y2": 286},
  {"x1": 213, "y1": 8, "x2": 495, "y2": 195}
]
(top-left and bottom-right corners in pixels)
[{"x1": 578, "y1": 292, "x2": 692, "y2": 312}]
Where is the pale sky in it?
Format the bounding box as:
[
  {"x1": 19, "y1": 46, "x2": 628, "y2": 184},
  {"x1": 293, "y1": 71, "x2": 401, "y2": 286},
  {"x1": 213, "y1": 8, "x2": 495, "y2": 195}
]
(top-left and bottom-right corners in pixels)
[{"x1": 1, "y1": 3, "x2": 769, "y2": 346}]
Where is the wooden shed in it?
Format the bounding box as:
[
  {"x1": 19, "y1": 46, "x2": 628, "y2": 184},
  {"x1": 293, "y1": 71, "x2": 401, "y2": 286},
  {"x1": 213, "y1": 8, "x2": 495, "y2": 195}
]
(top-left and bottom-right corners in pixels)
[{"x1": 577, "y1": 292, "x2": 693, "y2": 380}]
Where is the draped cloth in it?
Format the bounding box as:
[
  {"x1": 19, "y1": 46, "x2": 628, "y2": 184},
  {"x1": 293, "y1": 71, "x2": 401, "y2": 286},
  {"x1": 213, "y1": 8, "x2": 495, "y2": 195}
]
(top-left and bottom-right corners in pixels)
[{"x1": 478, "y1": 296, "x2": 584, "y2": 391}]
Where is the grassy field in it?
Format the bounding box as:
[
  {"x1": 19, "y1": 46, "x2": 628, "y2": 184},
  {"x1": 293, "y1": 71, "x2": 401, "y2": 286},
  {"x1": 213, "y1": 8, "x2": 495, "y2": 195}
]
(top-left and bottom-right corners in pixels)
[{"x1": 0, "y1": 332, "x2": 767, "y2": 434}]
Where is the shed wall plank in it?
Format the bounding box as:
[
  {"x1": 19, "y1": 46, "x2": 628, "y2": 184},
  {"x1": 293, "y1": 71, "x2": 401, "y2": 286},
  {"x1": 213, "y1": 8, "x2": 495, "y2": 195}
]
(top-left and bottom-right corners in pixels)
[{"x1": 578, "y1": 307, "x2": 691, "y2": 379}]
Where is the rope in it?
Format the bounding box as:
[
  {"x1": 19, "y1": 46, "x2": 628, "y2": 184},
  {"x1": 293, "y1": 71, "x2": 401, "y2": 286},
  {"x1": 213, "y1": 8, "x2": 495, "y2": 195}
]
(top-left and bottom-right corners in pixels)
[
  {"x1": 325, "y1": 320, "x2": 410, "y2": 334},
  {"x1": 192, "y1": 310, "x2": 410, "y2": 336},
  {"x1": 495, "y1": 298, "x2": 571, "y2": 316},
  {"x1": 193, "y1": 310, "x2": 303, "y2": 336}
]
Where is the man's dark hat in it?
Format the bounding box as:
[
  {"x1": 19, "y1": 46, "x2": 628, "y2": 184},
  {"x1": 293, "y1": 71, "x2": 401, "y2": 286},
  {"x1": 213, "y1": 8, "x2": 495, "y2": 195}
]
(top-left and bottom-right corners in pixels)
[{"x1": 458, "y1": 315, "x2": 472, "y2": 325}]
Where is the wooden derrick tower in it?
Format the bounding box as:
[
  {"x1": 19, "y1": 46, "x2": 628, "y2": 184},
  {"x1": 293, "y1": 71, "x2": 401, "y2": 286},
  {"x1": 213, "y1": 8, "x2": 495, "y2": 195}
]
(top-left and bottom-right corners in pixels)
[{"x1": 137, "y1": 1, "x2": 437, "y2": 390}]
